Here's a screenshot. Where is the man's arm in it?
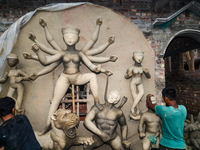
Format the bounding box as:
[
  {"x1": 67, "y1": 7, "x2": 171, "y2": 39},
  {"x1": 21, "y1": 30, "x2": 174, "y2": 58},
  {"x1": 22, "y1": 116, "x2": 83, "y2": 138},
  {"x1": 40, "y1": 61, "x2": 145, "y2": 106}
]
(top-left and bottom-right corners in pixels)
[
  {"x1": 84, "y1": 107, "x2": 110, "y2": 142},
  {"x1": 79, "y1": 51, "x2": 101, "y2": 73},
  {"x1": 124, "y1": 66, "x2": 133, "y2": 79},
  {"x1": 0, "y1": 72, "x2": 8, "y2": 84},
  {"x1": 138, "y1": 114, "x2": 146, "y2": 139},
  {"x1": 146, "y1": 94, "x2": 156, "y2": 112},
  {"x1": 118, "y1": 113, "x2": 127, "y2": 140},
  {"x1": 118, "y1": 113, "x2": 131, "y2": 149},
  {"x1": 82, "y1": 17, "x2": 102, "y2": 53}
]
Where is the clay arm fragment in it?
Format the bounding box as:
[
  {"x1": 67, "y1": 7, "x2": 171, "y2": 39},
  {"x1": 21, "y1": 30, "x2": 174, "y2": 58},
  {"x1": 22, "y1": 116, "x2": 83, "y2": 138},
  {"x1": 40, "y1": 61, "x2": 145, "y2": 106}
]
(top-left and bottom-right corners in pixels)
[
  {"x1": 124, "y1": 66, "x2": 133, "y2": 79},
  {"x1": 99, "y1": 68, "x2": 113, "y2": 76},
  {"x1": 119, "y1": 113, "x2": 131, "y2": 149},
  {"x1": 143, "y1": 67, "x2": 151, "y2": 79},
  {"x1": 23, "y1": 52, "x2": 59, "y2": 64},
  {"x1": 85, "y1": 36, "x2": 115, "y2": 56},
  {"x1": 79, "y1": 51, "x2": 101, "y2": 73},
  {"x1": 23, "y1": 52, "x2": 39, "y2": 60},
  {"x1": 0, "y1": 72, "x2": 8, "y2": 84},
  {"x1": 87, "y1": 55, "x2": 118, "y2": 63},
  {"x1": 35, "y1": 40, "x2": 59, "y2": 55},
  {"x1": 32, "y1": 43, "x2": 62, "y2": 65},
  {"x1": 82, "y1": 17, "x2": 102, "y2": 53},
  {"x1": 16, "y1": 70, "x2": 30, "y2": 82},
  {"x1": 30, "y1": 61, "x2": 61, "y2": 80},
  {"x1": 138, "y1": 114, "x2": 146, "y2": 139},
  {"x1": 29, "y1": 33, "x2": 59, "y2": 55},
  {"x1": 184, "y1": 124, "x2": 199, "y2": 132},
  {"x1": 39, "y1": 18, "x2": 62, "y2": 51},
  {"x1": 84, "y1": 107, "x2": 110, "y2": 142},
  {"x1": 72, "y1": 136, "x2": 94, "y2": 146}
]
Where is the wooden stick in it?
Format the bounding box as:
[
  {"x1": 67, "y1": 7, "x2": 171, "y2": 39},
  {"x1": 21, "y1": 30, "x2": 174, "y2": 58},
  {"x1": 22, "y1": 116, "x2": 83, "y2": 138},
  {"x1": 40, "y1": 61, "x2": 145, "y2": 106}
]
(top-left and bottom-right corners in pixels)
[{"x1": 72, "y1": 84, "x2": 75, "y2": 113}]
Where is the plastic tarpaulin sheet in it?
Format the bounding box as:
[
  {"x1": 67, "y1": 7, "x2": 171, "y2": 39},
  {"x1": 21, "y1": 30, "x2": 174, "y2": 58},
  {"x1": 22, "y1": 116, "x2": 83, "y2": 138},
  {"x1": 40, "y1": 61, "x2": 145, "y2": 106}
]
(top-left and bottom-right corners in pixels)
[{"x1": 0, "y1": 2, "x2": 86, "y2": 91}]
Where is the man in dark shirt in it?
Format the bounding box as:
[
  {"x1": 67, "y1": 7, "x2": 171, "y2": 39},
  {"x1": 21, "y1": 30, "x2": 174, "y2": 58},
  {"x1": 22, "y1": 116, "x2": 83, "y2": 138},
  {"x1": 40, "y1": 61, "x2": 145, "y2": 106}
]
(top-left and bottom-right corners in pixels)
[{"x1": 0, "y1": 96, "x2": 42, "y2": 150}]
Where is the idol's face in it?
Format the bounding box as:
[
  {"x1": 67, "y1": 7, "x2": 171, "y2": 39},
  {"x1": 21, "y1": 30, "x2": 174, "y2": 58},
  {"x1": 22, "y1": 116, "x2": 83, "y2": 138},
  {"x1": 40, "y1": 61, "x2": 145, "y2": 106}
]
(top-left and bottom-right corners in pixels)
[
  {"x1": 132, "y1": 53, "x2": 144, "y2": 64},
  {"x1": 107, "y1": 91, "x2": 120, "y2": 104},
  {"x1": 63, "y1": 33, "x2": 79, "y2": 46},
  {"x1": 7, "y1": 58, "x2": 18, "y2": 67}
]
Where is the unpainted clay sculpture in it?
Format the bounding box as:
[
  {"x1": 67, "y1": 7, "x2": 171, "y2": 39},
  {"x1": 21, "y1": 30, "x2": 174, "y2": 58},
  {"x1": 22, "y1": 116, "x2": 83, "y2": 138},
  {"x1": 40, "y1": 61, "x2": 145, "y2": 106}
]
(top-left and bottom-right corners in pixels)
[
  {"x1": 138, "y1": 96, "x2": 161, "y2": 150},
  {"x1": 23, "y1": 17, "x2": 117, "y2": 135},
  {"x1": 84, "y1": 77, "x2": 131, "y2": 150},
  {"x1": 0, "y1": 53, "x2": 30, "y2": 114},
  {"x1": 124, "y1": 51, "x2": 151, "y2": 120},
  {"x1": 35, "y1": 109, "x2": 94, "y2": 150},
  {"x1": 184, "y1": 113, "x2": 200, "y2": 150}
]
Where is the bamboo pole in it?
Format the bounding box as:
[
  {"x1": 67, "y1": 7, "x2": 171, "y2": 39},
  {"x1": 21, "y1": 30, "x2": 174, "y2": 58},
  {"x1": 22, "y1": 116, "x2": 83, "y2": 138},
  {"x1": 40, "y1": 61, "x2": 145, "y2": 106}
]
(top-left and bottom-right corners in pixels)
[
  {"x1": 76, "y1": 86, "x2": 79, "y2": 116},
  {"x1": 72, "y1": 85, "x2": 75, "y2": 113}
]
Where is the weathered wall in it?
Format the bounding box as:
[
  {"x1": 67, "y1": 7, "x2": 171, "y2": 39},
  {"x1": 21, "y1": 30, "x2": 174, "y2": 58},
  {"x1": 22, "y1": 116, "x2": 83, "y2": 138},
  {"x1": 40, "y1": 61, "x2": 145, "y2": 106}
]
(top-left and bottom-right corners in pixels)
[
  {"x1": 1, "y1": 3, "x2": 155, "y2": 149},
  {"x1": 165, "y1": 52, "x2": 200, "y2": 117}
]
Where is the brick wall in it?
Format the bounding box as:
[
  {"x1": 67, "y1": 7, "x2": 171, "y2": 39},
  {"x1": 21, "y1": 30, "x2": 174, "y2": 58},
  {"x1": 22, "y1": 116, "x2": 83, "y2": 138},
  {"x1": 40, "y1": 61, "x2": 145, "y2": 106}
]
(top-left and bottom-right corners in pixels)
[
  {"x1": 165, "y1": 52, "x2": 200, "y2": 116},
  {"x1": 0, "y1": 0, "x2": 199, "y2": 102}
]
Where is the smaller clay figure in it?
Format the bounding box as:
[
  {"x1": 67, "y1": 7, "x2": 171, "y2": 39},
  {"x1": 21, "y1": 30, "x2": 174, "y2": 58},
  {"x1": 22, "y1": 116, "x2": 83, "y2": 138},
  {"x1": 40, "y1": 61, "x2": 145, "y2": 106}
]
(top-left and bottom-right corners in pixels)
[
  {"x1": 124, "y1": 50, "x2": 151, "y2": 120},
  {"x1": 138, "y1": 96, "x2": 161, "y2": 150},
  {"x1": 0, "y1": 53, "x2": 30, "y2": 114},
  {"x1": 184, "y1": 113, "x2": 200, "y2": 150},
  {"x1": 35, "y1": 109, "x2": 94, "y2": 150},
  {"x1": 84, "y1": 77, "x2": 130, "y2": 150}
]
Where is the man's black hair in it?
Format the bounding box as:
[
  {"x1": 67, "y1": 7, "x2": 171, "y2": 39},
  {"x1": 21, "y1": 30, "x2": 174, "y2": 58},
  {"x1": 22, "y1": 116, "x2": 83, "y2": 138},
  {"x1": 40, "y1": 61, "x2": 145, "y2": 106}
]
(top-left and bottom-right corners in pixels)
[
  {"x1": 162, "y1": 87, "x2": 176, "y2": 101},
  {"x1": 0, "y1": 96, "x2": 15, "y2": 117}
]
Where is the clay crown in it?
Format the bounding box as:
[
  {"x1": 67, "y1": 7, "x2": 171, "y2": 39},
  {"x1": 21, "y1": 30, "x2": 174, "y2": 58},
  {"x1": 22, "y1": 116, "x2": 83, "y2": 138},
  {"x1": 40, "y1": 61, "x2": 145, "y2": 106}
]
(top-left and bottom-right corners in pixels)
[
  {"x1": 7, "y1": 53, "x2": 18, "y2": 59},
  {"x1": 62, "y1": 25, "x2": 80, "y2": 35},
  {"x1": 133, "y1": 50, "x2": 144, "y2": 55}
]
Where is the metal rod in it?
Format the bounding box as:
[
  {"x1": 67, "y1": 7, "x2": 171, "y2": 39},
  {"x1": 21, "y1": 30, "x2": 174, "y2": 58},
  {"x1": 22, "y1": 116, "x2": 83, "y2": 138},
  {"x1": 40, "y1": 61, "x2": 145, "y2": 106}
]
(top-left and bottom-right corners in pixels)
[{"x1": 61, "y1": 99, "x2": 89, "y2": 103}]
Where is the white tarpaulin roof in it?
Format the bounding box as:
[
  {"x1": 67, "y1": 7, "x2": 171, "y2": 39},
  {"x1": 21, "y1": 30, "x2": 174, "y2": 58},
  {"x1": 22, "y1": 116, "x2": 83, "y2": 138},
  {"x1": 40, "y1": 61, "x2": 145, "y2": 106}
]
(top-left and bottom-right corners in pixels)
[{"x1": 0, "y1": 2, "x2": 86, "y2": 91}]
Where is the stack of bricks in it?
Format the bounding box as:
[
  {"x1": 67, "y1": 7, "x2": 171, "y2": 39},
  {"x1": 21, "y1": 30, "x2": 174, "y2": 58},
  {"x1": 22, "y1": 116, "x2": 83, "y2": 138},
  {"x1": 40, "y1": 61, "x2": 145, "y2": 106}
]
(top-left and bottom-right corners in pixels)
[{"x1": 0, "y1": 0, "x2": 199, "y2": 102}]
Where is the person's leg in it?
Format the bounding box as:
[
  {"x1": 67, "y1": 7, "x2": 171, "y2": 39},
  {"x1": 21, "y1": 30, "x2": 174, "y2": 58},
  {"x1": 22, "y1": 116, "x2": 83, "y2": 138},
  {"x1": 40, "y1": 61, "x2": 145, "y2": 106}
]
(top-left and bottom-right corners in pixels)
[
  {"x1": 39, "y1": 73, "x2": 70, "y2": 135},
  {"x1": 75, "y1": 73, "x2": 103, "y2": 110},
  {"x1": 7, "y1": 86, "x2": 15, "y2": 98},
  {"x1": 15, "y1": 83, "x2": 24, "y2": 112},
  {"x1": 159, "y1": 144, "x2": 167, "y2": 150},
  {"x1": 130, "y1": 80, "x2": 138, "y2": 115},
  {"x1": 159, "y1": 144, "x2": 185, "y2": 150},
  {"x1": 109, "y1": 135, "x2": 124, "y2": 150},
  {"x1": 151, "y1": 136, "x2": 160, "y2": 149},
  {"x1": 142, "y1": 136, "x2": 151, "y2": 150}
]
